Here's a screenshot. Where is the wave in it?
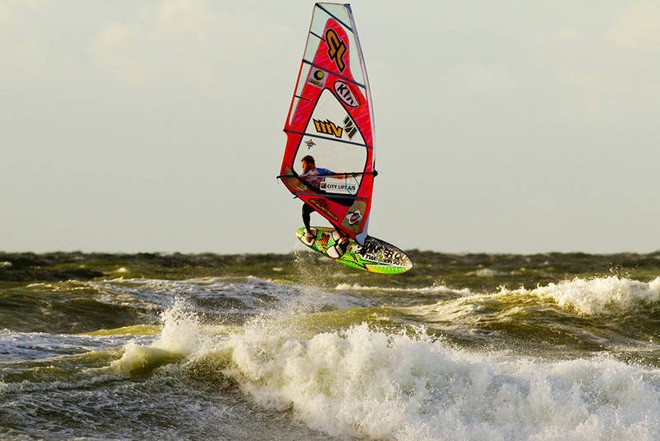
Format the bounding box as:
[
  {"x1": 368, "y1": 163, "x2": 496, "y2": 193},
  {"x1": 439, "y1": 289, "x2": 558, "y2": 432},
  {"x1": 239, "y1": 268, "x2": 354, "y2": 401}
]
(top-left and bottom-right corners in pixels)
[
  {"x1": 510, "y1": 276, "x2": 660, "y2": 316},
  {"x1": 108, "y1": 299, "x2": 202, "y2": 376},
  {"x1": 335, "y1": 283, "x2": 473, "y2": 296},
  {"x1": 107, "y1": 300, "x2": 659, "y2": 441},
  {"x1": 404, "y1": 276, "x2": 660, "y2": 325},
  {"x1": 221, "y1": 321, "x2": 659, "y2": 440},
  {"x1": 5, "y1": 260, "x2": 657, "y2": 440}
]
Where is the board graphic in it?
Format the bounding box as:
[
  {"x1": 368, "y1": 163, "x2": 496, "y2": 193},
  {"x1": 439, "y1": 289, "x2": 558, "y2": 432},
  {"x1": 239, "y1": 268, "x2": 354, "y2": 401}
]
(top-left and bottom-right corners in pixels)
[{"x1": 297, "y1": 227, "x2": 413, "y2": 274}]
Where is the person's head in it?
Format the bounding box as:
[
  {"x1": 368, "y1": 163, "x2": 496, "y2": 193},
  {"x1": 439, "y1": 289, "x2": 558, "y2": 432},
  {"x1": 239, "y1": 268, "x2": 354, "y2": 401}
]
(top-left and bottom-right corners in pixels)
[{"x1": 301, "y1": 155, "x2": 316, "y2": 173}]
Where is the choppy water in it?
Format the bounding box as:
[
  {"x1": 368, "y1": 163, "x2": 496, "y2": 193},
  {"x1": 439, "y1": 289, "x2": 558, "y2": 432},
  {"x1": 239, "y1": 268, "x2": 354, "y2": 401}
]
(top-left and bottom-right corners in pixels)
[{"x1": 0, "y1": 251, "x2": 658, "y2": 440}]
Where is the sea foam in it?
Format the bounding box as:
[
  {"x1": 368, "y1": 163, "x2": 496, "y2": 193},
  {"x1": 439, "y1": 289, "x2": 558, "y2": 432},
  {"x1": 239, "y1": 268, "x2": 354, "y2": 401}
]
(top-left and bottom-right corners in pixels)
[
  {"x1": 522, "y1": 276, "x2": 660, "y2": 315},
  {"x1": 106, "y1": 284, "x2": 659, "y2": 440},
  {"x1": 221, "y1": 321, "x2": 659, "y2": 441},
  {"x1": 335, "y1": 283, "x2": 473, "y2": 296},
  {"x1": 110, "y1": 299, "x2": 203, "y2": 376}
]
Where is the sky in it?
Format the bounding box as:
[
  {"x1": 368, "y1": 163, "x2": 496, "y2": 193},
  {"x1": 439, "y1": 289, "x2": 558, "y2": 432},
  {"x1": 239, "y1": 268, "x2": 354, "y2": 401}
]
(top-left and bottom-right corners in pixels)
[{"x1": 1, "y1": 0, "x2": 659, "y2": 254}]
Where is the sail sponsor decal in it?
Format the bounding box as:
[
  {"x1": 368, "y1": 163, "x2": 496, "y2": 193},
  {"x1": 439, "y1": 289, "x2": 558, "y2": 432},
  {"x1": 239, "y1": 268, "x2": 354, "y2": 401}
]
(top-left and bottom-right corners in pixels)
[
  {"x1": 343, "y1": 115, "x2": 358, "y2": 139},
  {"x1": 325, "y1": 28, "x2": 347, "y2": 72},
  {"x1": 320, "y1": 180, "x2": 358, "y2": 194},
  {"x1": 309, "y1": 198, "x2": 339, "y2": 221},
  {"x1": 334, "y1": 81, "x2": 358, "y2": 108},
  {"x1": 314, "y1": 119, "x2": 343, "y2": 138},
  {"x1": 346, "y1": 209, "x2": 363, "y2": 225},
  {"x1": 313, "y1": 115, "x2": 357, "y2": 140},
  {"x1": 308, "y1": 68, "x2": 326, "y2": 87}
]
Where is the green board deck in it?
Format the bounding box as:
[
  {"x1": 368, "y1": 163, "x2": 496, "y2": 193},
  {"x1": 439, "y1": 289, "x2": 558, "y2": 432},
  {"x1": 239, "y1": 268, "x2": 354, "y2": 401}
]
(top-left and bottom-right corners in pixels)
[{"x1": 296, "y1": 226, "x2": 413, "y2": 274}]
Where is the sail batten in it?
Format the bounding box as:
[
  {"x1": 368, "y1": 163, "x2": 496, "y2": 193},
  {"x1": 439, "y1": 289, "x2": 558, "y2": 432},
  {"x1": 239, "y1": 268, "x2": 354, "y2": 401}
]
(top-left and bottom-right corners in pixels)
[
  {"x1": 279, "y1": 2, "x2": 375, "y2": 245},
  {"x1": 301, "y1": 60, "x2": 367, "y2": 88},
  {"x1": 283, "y1": 129, "x2": 372, "y2": 149}
]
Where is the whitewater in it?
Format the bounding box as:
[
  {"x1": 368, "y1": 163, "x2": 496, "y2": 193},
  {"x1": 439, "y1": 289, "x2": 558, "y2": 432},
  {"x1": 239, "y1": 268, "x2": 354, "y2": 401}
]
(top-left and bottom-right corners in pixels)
[{"x1": 0, "y1": 251, "x2": 658, "y2": 440}]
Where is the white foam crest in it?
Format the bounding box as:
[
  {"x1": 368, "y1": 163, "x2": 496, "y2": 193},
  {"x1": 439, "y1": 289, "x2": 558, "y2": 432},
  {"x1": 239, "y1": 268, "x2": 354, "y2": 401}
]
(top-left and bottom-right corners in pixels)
[
  {"x1": 152, "y1": 298, "x2": 203, "y2": 353},
  {"x1": 334, "y1": 283, "x2": 473, "y2": 295},
  {"x1": 110, "y1": 299, "x2": 203, "y2": 375},
  {"x1": 523, "y1": 276, "x2": 660, "y2": 315},
  {"x1": 221, "y1": 323, "x2": 659, "y2": 440}
]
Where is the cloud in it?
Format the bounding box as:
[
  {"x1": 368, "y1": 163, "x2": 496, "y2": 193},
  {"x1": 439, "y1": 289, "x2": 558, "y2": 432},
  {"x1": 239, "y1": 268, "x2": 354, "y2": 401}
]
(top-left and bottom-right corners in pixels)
[
  {"x1": 557, "y1": 70, "x2": 611, "y2": 120},
  {"x1": 89, "y1": 0, "x2": 294, "y2": 91},
  {"x1": 92, "y1": 23, "x2": 154, "y2": 84},
  {"x1": 443, "y1": 64, "x2": 519, "y2": 93},
  {"x1": 0, "y1": 3, "x2": 46, "y2": 81},
  {"x1": 90, "y1": 0, "x2": 216, "y2": 86},
  {"x1": 609, "y1": 2, "x2": 660, "y2": 51},
  {"x1": 0, "y1": 3, "x2": 10, "y2": 27},
  {"x1": 558, "y1": 29, "x2": 579, "y2": 43},
  {"x1": 153, "y1": 0, "x2": 212, "y2": 43}
]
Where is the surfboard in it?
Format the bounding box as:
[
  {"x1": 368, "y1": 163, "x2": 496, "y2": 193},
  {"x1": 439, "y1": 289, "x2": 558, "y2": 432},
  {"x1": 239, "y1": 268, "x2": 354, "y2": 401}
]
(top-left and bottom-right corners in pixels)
[{"x1": 297, "y1": 227, "x2": 413, "y2": 274}]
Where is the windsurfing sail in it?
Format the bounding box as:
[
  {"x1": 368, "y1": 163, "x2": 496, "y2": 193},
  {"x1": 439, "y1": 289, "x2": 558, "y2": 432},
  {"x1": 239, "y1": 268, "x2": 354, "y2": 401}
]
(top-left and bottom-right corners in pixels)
[{"x1": 278, "y1": 2, "x2": 375, "y2": 245}]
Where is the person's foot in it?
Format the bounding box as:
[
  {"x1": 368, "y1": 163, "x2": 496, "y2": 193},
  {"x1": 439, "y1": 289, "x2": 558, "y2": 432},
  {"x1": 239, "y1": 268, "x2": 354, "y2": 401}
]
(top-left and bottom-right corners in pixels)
[
  {"x1": 304, "y1": 229, "x2": 315, "y2": 243},
  {"x1": 336, "y1": 237, "x2": 349, "y2": 256}
]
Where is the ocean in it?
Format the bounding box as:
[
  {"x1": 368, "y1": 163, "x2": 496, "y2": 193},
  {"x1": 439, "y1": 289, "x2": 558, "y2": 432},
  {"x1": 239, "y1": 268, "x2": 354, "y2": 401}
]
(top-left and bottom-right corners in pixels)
[{"x1": 0, "y1": 250, "x2": 658, "y2": 440}]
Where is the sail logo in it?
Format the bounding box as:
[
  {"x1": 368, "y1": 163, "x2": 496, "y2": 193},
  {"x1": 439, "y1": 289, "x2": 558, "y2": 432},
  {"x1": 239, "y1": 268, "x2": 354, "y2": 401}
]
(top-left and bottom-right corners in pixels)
[
  {"x1": 346, "y1": 210, "x2": 362, "y2": 225},
  {"x1": 343, "y1": 115, "x2": 358, "y2": 139},
  {"x1": 326, "y1": 29, "x2": 347, "y2": 72},
  {"x1": 308, "y1": 68, "x2": 326, "y2": 87},
  {"x1": 310, "y1": 198, "x2": 339, "y2": 221},
  {"x1": 314, "y1": 119, "x2": 343, "y2": 138},
  {"x1": 334, "y1": 81, "x2": 358, "y2": 108},
  {"x1": 320, "y1": 181, "x2": 357, "y2": 194}
]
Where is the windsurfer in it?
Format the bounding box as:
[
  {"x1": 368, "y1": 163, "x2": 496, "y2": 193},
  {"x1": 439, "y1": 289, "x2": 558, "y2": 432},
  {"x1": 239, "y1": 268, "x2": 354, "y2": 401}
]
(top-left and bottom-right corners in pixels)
[
  {"x1": 299, "y1": 155, "x2": 331, "y2": 191},
  {"x1": 299, "y1": 155, "x2": 349, "y2": 255},
  {"x1": 300, "y1": 155, "x2": 329, "y2": 238}
]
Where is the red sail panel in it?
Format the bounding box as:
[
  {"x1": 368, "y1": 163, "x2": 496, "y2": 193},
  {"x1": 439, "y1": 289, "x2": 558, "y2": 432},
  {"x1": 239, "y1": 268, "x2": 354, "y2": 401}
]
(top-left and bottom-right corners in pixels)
[{"x1": 279, "y1": 3, "x2": 375, "y2": 245}]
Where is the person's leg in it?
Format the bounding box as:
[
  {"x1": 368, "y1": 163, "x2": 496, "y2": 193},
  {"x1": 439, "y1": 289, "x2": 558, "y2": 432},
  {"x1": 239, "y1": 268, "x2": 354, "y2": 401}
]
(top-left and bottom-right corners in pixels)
[
  {"x1": 336, "y1": 231, "x2": 349, "y2": 255},
  {"x1": 302, "y1": 203, "x2": 314, "y2": 236}
]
